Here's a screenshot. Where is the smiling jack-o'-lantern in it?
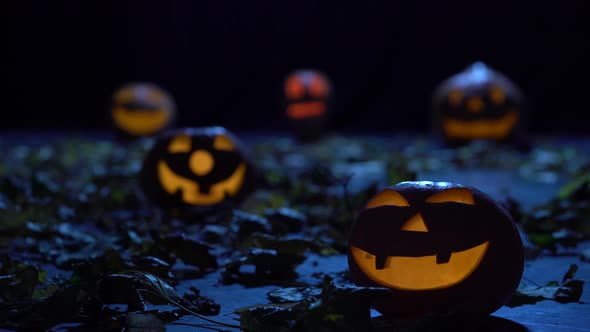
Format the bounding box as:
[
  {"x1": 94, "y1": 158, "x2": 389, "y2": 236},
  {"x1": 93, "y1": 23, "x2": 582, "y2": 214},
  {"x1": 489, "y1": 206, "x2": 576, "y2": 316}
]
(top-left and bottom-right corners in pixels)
[
  {"x1": 348, "y1": 181, "x2": 523, "y2": 318},
  {"x1": 431, "y1": 62, "x2": 526, "y2": 147},
  {"x1": 284, "y1": 69, "x2": 332, "y2": 141},
  {"x1": 111, "y1": 82, "x2": 176, "y2": 140},
  {"x1": 139, "y1": 127, "x2": 256, "y2": 210}
]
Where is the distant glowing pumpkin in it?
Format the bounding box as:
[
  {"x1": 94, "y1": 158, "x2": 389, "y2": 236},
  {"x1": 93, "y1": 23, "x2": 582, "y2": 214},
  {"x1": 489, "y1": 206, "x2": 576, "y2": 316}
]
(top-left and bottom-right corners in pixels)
[
  {"x1": 284, "y1": 69, "x2": 332, "y2": 141},
  {"x1": 348, "y1": 181, "x2": 523, "y2": 318},
  {"x1": 139, "y1": 127, "x2": 256, "y2": 210},
  {"x1": 111, "y1": 82, "x2": 176, "y2": 139},
  {"x1": 431, "y1": 62, "x2": 526, "y2": 145}
]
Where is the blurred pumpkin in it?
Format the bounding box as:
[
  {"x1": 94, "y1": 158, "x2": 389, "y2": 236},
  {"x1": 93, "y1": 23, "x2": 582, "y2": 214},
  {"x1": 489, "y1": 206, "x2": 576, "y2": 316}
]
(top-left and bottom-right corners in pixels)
[
  {"x1": 284, "y1": 69, "x2": 332, "y2": 142},
  {"x1": 348, "y1": 181, "x2": 523, "y2": 318},
  {"x1": 111, "y1": 82, "x2": 176, "y2": 140},
  {"x1": 139, "y1": 127, "x2": 256, "y2": 211},
  {"x1": 431, "y1": 62, "x2": 526, "y2": 146}
]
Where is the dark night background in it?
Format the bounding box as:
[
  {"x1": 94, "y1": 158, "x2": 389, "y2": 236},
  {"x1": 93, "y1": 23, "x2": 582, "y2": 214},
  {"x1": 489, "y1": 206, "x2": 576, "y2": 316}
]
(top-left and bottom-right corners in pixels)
[{"x1": 3, "y1": 1, "x2": 590, "y2": 134}]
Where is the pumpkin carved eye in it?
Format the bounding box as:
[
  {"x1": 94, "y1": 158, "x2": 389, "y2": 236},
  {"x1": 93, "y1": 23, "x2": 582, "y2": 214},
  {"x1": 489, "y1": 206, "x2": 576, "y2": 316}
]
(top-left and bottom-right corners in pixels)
[
  {"x1": 284, "y1": 77, "x2": 305, "y2": 100},
  {"x1": 348, "y1": 181, "x2": 524, "y2": 319},
  {"x1": 168, "y1": 134, "x2": 192, "y2": 153},
  {"x1": 309, "y1": 75, "x2": 329, "y2": 98},
  {"x1": 448, "y1": 90, "x2": 463, "y2": 107},
  {"x1": 366, "y1": 189, "x2": 410, "y2": 209},
  {"x1": 213, "y1": 135, "x2": 236, "y2": 151},
  {"x1": 488, "y1": 86, "x2": 506, "y2": 104},
  {"x1": 425, "y1": 188, "x2": 475, "y2": 205},
  {"x1": 110, "y1": 82, "x2": 176, "y2": 139}
]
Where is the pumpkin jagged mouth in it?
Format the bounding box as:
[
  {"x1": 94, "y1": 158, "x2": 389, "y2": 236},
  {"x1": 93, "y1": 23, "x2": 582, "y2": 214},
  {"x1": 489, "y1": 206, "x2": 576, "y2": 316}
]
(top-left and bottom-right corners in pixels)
[
  {"x1": 157, "y1": 160, "x2": 247, "y2": 205},
  {"x1": 350, "y1": 241, "x2": 489, "y2": 290},
  {"x1": 442, "y1": 110, "x2": 518, "y2": 139},
  {"x1": 112, "y1": 107, "x2": 171, "y2": 136}
]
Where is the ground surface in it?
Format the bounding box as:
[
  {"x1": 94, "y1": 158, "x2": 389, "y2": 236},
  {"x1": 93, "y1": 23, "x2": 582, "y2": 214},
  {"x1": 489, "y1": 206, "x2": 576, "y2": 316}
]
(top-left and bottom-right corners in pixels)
[
  {"x1": 1, "y1": 130, "x2": 589, "y2": 331},
  {"x1": 180, "y1": 135, "x2": 590, "y2": 331}
]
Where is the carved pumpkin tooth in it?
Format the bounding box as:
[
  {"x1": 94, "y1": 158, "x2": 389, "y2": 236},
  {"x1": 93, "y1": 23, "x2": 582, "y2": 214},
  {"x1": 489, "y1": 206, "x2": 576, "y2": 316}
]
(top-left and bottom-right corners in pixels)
[
  {"x1": 436, "y1": 251, "x2": 452, "y2": 264},
  {"x1": 375, "y1": 255, "x2": 387, "y2": 270}
]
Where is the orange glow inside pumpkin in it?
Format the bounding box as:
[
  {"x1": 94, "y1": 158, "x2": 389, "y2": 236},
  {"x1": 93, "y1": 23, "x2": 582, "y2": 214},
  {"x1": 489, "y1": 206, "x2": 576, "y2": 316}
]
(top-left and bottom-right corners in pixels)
[
  {"x1": 111, "y1": 84, "x2": 174, "y2": 136},
  {"x1": 442, "y1": 110, "x2": 519, "y2": 140},
  {"x1": 350, "y1": 188, "x2": 490, "y2": 290},
  {"x1": 350, "y1": 242, "x2": 489, "y2": 290},
  {"x1": 284, "y1": 76, "x2": 306, "y2": 100},
  {"x1": 286, "y1": 101, "x2": 326, "y2": 119},
  {"x1": 168, "y1": 134, "x2": 192, "y2": 153},
  {"x1": 465, "y1": 97, "x2": 485, "y2": 113},
  {"x1": 447, "y1": 90, "x2": 464, "y2": 107},
  {"x1": 425, "y1": 187, "x2": 475, "y2": 204},
  {"x1": 189, "y1": 150, "x2": 214, "y2": 176},
  {"x1": 366, "y1": 189, "x2": 410, "y2": 208},
  {"x1": 308, "y1": 75, "x2": 330, "y2": 98},
  {"x1": 157, "y1": 134, "x2": 247, "y2": 205},
  {"x1": 488, "y1": 86, "x2": 506, "y2": 105},
  {"x1": 112, "y1": 108, "x2": 171, "y2": 136}
]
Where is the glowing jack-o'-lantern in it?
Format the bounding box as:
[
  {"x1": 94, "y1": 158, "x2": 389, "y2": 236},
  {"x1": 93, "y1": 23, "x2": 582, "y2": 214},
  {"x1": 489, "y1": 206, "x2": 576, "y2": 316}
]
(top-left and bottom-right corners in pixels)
[
  {"x1": 431, "y1": 62, "x2": 526, "y2": 146},
  {"x1": 348, "y1": 181, "x2": 523, "y2": 318},
  {"x1": 111, "y1": 82, "x2": 176, "y2": 139},
  {"x1": 139, "y1": 127, "x2": 256, "y2": 210},
  {"x1": 284, "y1": 69, "x2": 332, "y2": 141}
]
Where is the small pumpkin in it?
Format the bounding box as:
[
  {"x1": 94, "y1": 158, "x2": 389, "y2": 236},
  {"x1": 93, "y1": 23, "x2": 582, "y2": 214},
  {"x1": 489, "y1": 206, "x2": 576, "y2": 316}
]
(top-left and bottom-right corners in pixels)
[
  {"x1": 139, "y1": 127, "x2": 256, "y2": 211},
  {"x1": 348, "y1": 181, "x2": 523, "y2": 318},
  {"x1": 431, "y1": 62, "x2": 526, "y2": 146},
  {"x1": 111, "y1": 82, "x2": 176, "y2": 140},
  {"x1": 283, "y1": 69, "x2": 332, "y2": 142}
]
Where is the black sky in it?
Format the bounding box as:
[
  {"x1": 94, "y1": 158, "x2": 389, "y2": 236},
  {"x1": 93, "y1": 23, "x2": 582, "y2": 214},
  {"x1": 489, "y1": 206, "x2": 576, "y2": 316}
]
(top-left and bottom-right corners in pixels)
[{"x1": 3, "y1": 1, "x2": 590, "y2": 134}]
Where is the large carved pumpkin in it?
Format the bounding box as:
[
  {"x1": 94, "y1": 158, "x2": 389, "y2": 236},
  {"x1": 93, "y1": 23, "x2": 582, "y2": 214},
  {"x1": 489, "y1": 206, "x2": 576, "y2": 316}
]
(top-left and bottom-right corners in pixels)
[
  {"x1": 283, "y1": 69, "x2": 332, "y2": 142},
  {"x1": 139, "y1": 127, "x2": 256, "y2": 211},
  {"x1": 431, "y1": 62, "x2": 526, "y2": 147},
  {"x1": 111, "y1": 82, "x2": 176, "y2": 140},
  {"x1": 348, "y1": 181, "x2": 523, "y2": 318}
]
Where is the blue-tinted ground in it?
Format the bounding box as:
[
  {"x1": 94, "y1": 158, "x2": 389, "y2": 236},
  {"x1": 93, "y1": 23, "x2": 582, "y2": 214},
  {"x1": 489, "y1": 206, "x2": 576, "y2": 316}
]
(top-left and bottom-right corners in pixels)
[
  {"x1": 2, "y1": 130, "x2": 590, "y2": 332},
  {"x1": 170, "y1": 132, "x2": 590, "y2": 332},
  {"x1": 172, "y1": 166, "x2": 590, "y2": 331}
]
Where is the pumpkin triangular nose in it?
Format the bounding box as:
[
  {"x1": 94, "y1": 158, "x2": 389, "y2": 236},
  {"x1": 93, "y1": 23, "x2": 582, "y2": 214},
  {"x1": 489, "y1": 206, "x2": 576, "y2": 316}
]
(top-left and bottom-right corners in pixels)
[
  {"x1": 400, "y1": 213, "x2": 428, "y2": 232},
  {"x1": 466, "y1": 97, "x2": 485, "y2": 113}
]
